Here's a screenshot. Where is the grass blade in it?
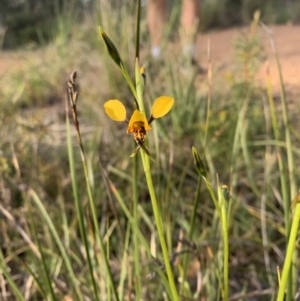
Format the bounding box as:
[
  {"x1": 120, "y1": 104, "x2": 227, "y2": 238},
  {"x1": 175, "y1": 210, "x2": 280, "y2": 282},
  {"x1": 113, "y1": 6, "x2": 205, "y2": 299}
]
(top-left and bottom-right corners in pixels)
[{"x1": 29, "y1": 189, "x2": 84, "y2": 301}]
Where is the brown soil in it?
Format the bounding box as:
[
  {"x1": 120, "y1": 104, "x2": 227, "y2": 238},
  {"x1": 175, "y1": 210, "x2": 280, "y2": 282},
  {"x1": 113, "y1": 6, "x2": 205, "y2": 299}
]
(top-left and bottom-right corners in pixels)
[{"x1": 195, "y1": 24, "x2": 300, "y2": 96}]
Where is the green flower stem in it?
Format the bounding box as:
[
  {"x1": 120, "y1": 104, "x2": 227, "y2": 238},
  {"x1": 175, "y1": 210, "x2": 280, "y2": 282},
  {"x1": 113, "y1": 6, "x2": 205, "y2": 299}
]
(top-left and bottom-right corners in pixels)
[
  {"x1": 222, "y1": 218, "x2": 229, "y2": 301},
  {"x1": 121, "y1": 67, "x2": 138, "y2": 105},
  {"x1": 135, "y1": 59, "x2": 179, "y2": 301},
  {"x1": 133, "y1": 155, "x2": 141, "y2": 300},
  {"x1": 277, "y1": 201, "x2": 300, "y2": 301},
  {"x1": 131, "y1": 4, "x2": 141, "y2": 290},
  {"x1": 133, "y1": 6, "x2": 144, "y2": 292},
  {"x1": 219, "y1": 185, "x2": 229, "y2": 301},
  {"x1": 142, "y1": 155, "x2": 179, "y2": 301},
  {"x1": 135, "y1": 0, "x2": 141, "y2": 59},
  {"x1": 204, "y1": 179, "x2": 221, "y2": 216}
]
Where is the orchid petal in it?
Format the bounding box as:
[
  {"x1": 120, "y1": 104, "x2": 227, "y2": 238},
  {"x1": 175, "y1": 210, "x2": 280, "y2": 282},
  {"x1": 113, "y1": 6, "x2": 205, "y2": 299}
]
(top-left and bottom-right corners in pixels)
[
  {"x1": 151, "y1": 96, "x2": 174, "y2": 119},
  {"x1": 127, "y1": 110, "x2": 151, "y2": 133},
  {"x1": 104, "y1": 100, "x2": 126, "y2": 121}
]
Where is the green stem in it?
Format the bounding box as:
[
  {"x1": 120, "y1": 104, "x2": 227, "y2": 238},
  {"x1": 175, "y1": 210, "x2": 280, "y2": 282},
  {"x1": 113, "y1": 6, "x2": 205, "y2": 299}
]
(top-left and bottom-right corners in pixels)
[
  {"x1": 277, "y1": 202, "x2": 300, "y2": 301},
  {"x1": 142, "y1": 157, "x2": 179, "y2": 301},
  {"x1": 122, "y1": 67, "x2": 138, "y2": 104},
  {"x1": 220, "y1": 186, "x2": 229, "y2": 301},
  {"x1": 135, "y1": 59, "x2": 179, "y2": 301},
  {"x1": 133, "y1": 155, "x2": 141, "y2": 299},
  {"x1": 204, "y1": 179, "x2": 221, "y2": 216},
  {"x1": 135, "y1": 0, "x2": 141, "y2": 59},
  {"x1": 133, "y1": 5, "x2": 142, "y2": 295}
]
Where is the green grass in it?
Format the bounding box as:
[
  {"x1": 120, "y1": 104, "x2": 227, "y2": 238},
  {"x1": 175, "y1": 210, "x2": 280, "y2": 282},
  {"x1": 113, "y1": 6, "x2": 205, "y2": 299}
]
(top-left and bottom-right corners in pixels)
[{"x1": 1, "y1": 2, "x2": 300, "y2": 301}]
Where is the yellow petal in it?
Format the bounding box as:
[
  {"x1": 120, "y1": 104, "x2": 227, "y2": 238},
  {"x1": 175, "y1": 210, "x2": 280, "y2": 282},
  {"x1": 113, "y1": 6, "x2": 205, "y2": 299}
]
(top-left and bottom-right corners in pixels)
[
  {"x1": 104, "y1": 100, "x2": 126, "y2": 121},
  {"x1": 127, "y1": 110, "x2": 151, "y2": 133},
  {"x1": 151, "y1": 96, "x2": 174, "y2": 119}
]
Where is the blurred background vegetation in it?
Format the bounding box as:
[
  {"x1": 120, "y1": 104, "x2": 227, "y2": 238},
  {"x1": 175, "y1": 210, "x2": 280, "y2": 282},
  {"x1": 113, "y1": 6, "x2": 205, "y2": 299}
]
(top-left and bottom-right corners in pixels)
[{"x1": 1, "y1": 0, "x2": 300, "y2": 49}]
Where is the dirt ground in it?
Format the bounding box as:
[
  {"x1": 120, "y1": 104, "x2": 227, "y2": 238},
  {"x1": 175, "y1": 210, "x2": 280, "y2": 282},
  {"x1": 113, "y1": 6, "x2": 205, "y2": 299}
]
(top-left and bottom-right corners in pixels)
[
  {"x1": 1, "y1": 24, "x2": 299, "y2": 97},
  {"x1": 195, "y1": 24, "x2": 300, "y2": 96}
]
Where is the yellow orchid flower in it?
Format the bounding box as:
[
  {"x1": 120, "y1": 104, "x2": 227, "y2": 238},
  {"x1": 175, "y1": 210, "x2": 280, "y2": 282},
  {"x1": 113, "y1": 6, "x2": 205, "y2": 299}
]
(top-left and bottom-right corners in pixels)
[{"x1": 104, "y1": 96, "x2": 174, "y2": 158}]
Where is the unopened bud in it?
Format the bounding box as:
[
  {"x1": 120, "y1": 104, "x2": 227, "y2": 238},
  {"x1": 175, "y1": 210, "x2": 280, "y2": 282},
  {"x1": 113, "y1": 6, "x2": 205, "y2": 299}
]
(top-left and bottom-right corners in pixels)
[
  {"x1": 99, "y1": 27, "x2": 123, "y2": 69},
  {"x1": 221, "y1": 185, "x2": 229, "y2": 201},
  {"x1": 192, "y1": 146, "x2": 207, "y2": 178}
]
